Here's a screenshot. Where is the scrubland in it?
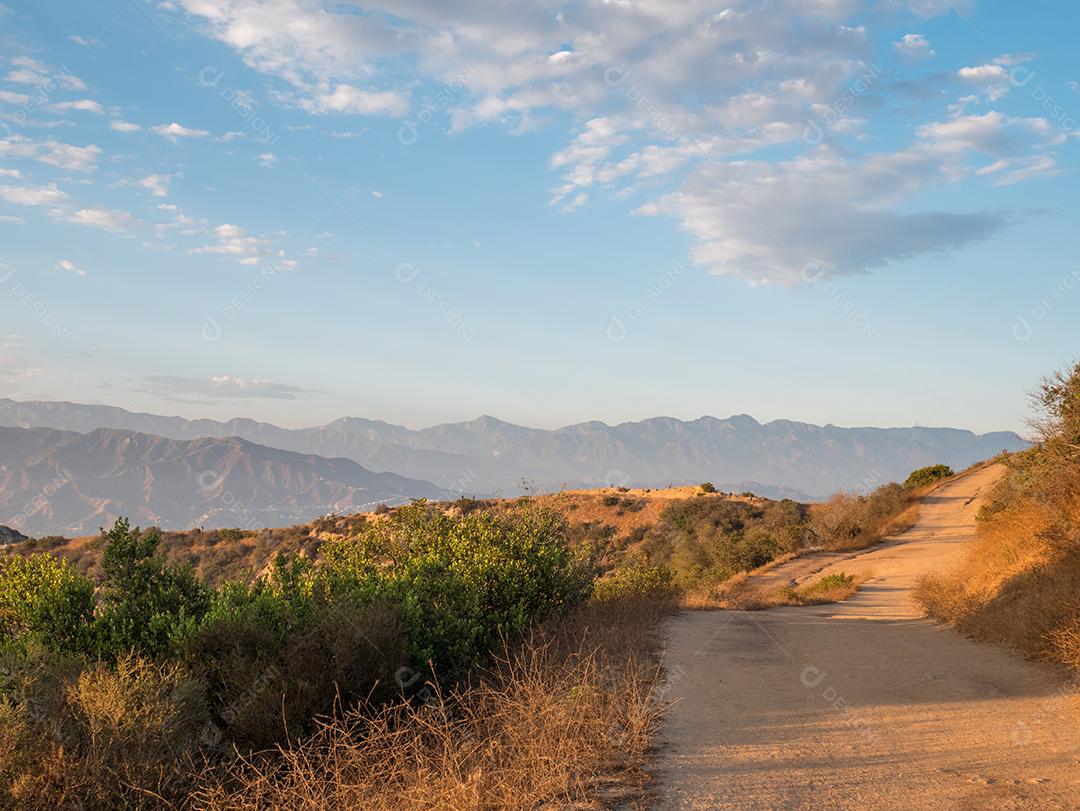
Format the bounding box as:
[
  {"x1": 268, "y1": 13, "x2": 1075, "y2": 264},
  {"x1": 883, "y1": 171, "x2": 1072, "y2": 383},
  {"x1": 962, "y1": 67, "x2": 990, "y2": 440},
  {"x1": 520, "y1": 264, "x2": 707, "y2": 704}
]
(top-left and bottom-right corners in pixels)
[
  {"x1": 0, "y1": 465, "x2": 945, "y2": 807},
  {"x1": 916, "y1": 361, "x2": 1080, "y2": 675}
]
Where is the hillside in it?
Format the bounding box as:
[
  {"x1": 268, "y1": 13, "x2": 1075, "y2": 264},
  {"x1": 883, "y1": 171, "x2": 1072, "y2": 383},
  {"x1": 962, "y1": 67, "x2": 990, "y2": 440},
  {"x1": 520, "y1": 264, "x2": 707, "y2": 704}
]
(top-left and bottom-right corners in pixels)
[
  {"x1": 0, "y1": 399, "x2": 1029, "y2": 498},
  {"x1": 0, "y1": 426, "x2": 446, "y2": 536},
  {"x1": 6, "y1": 484, "x2": 768, "y2": 585}
]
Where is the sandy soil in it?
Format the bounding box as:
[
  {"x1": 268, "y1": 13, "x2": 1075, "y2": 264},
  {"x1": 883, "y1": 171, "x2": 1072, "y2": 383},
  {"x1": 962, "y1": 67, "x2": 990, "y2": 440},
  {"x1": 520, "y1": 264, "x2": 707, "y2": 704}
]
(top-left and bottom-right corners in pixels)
[{"x1": 654, "y1": 464, "x2": 1080, "y2": 810}]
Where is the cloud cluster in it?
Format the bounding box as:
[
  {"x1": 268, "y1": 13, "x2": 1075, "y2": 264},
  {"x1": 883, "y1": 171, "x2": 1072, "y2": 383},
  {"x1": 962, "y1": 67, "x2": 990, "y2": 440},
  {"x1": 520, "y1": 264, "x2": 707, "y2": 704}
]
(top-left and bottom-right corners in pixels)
[
  {"x1": 638, "y1": 109, "x2": 1062, "y2": 282},
  {"x1": 0, "y1": 135, "x2": 101, "y2": 171},
  {"x1": 164, "y1": 0, "x2": 1063, "y2": 283},
  {"x1": 894, "y1": 34, "x2": 934, "y2": 60},
  {"x1": 188, "y1": 222, "x2": 297, "y2": 268},
  {"x1": 0, "y1": 182, "x2": 68, "y2": 206},
  {"x1": 152, "y1": 122, "x2": 211, "y2": 141},
  {"x1": 1, "y1": 2, "x2": 1060, "y2": 286},
  {"x1": 4, "y1": 56, "x2": 86, "y2": 91},
  {"x1": 67, "y1": 207, "x2": 136, "y2": 233}
]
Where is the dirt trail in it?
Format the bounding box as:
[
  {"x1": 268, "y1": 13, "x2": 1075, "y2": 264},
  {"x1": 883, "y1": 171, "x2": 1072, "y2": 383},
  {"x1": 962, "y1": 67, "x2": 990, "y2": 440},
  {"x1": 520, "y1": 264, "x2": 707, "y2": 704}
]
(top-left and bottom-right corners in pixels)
[{"x1": 655, "y1": 464, "x2": 1080, "y2": 810}]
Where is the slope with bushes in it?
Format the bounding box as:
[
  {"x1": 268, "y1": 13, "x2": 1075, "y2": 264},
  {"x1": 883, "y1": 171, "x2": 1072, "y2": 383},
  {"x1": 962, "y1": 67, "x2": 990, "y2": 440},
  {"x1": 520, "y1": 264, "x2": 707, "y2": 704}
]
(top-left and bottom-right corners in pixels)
[
  {"x1": 916, "y1": 361, "x2": 1080, "y2": 674},
  {"x1": 0, "y1": 502, "x2": 675, "y2": 809}
]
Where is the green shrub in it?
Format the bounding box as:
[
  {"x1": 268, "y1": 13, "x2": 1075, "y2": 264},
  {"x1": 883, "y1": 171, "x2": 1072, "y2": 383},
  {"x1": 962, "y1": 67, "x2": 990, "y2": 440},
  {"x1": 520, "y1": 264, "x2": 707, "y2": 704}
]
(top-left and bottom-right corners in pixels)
[
  {"x1": 348, "y1": 502, "x2": 592, "y2": 677},
  {"x1": 0, "y1": 555, "x2": 95, "y2": 655},
  {"x1": 700, "y1": 482, "x2": 716, "y2": 493},
  {"x1": 904, "y1": 464, "x2": 954, "y2": 489},
  {"x1": 592, "y1": 564, "x2": 677, "y2": 602},
  {"x1": 0, "y1": 504, "x2": 594, "y2": 765},
  {"x1": 95, "y1": 519, "x2": 211, "y2": 659},
  {"x1": 640, "y1": 497, "x2": 801, "y2": 586},
  {"x1": 188, "y1": 589, "x2": 404, "y2": 748},
  {"x1": 803, "y1": 572, "x2": 854, "y2": 594}
]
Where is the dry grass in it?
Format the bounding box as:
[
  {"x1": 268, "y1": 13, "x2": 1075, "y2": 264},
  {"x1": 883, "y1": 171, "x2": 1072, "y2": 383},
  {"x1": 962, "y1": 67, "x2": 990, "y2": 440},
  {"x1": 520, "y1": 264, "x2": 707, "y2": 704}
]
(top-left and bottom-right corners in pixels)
[
  {"x1": 810, "y1": 486, "x2": 923, "y2": 553},
  {"x1": 915, "y1": 498, "x2": 1080, "y2": 673},
  {"x1": 0, "y1": 655, "x2": 209, "y2": 810},
  {"x1": 679, "y1": 572, "x2": 757, "y2": 610},
  {"x1": 913, "y1": 362, "x2": 1080, "y2": 677},
  {"x1": 194, "y1": 596, "x2": 674, "y2": 811}
]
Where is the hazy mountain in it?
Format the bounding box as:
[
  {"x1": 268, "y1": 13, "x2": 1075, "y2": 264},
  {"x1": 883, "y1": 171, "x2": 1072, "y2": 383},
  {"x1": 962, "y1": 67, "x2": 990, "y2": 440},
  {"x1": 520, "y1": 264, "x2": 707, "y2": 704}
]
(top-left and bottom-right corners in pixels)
[
  {"x1": 0, "y1": 426, "x2": 446, "y2": 537},
  {"x1": 0, "y1": 399, "x2": 1029, "y2": 499},
  {"x1": 0, "y1": 525, "x2": 27, "y2": 544}
]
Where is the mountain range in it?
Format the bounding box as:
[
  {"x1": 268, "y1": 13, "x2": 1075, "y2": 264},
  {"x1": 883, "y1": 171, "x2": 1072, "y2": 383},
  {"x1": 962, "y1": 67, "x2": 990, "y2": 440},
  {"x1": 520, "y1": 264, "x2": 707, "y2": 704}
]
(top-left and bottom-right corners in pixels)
[
  {"x1": 0, "y1": 425, "x2": 446, "y2": 536},
  {"x1": 0, "y1": 398, "x2": 1029, "y2": 532}
]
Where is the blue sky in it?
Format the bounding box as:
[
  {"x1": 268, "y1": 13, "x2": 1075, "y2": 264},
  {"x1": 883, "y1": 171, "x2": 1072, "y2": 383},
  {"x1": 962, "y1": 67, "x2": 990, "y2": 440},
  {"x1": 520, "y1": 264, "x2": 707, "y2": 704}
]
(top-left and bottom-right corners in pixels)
[{"x1": 0, "y1": 0, "x2": 1077, "y2": 434}]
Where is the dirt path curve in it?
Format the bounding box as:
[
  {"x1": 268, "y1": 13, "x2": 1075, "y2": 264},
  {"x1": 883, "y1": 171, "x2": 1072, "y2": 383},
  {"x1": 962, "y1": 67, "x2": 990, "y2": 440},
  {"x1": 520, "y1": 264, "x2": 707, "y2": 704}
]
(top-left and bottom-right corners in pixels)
[{"x1": 654, "y1": 464, "x2": 1080, "y2": 810}]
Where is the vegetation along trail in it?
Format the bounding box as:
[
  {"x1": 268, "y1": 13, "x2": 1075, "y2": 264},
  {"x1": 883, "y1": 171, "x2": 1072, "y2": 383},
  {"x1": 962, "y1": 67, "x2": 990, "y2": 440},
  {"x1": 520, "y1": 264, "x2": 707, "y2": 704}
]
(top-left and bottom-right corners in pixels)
[{"x1": 655, "y1": 464, "x2": 1080, "y2": 810}]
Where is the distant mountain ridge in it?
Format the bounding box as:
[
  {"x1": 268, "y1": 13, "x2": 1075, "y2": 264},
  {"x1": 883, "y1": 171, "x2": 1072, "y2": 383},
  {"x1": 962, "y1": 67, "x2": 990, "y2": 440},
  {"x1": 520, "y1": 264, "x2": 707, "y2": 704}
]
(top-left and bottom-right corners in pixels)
[
  {"x1": 0, "y1": 425, "x2": 446, "y2": 536},
  {"x1": 0, "y1": 399, "x2": 1029, "y2": 502}
]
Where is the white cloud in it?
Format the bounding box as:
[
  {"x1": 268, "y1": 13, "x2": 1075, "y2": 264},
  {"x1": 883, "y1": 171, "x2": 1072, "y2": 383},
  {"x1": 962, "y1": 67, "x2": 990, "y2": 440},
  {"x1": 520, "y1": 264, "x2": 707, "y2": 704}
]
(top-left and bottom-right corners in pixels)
[
  {"x1": 258, "y1": 152, "x2": 277, "y2": 167},
  {"x1": 5, "y1": 56, "x2": 86, "y2": 90},
  {"x1": 0, "y1": 135, "x2": 101, "y2": 171},
  {"x1": 638, "y1": 107, "x2": 1068, "y2": 283},
  {"x1": 135, "y1": 374, "x2": 310, "y2": 401},
  {"x1": 0, "y1": 214, "x2": 24, "y2": 224},
  {"x1": 561, "y1": 192, "x2": 588, "y2": 213},
  {"x1": 916, "y1": 111, "x2": 1064, "y2": 156},
  {"x1": 370, "y1": 190, "x2": 382, "y2": 199},
  {"x1": 295, "y1": 84, "x2": 409, "y2": 116},
  {"x1": 56, "y1": 259, "x2": 86, "y2": 276},
  {"x1": 110, "y1": 120, "x2": 143, "y2": 132},
  {"x1": 192, "y1": 223, "x2": 270, "y2": 262},
  {"x1": 0, "y1": 168, "x2": 21, "y2": 178},
  {"x1": 11, "y1": 57, "x2": 50, "y2": 73},
  {"x1": 957, "y1": 56, "x2": 1033, "y2": 101},
  {"x1": 894, "y1": 34, "x2": 934, "y2": 60},
  {"x1": 137, "y1": 173, "x2": 175, "y2": 197},
  {"x1": 993, "y1": 53, "x2": 1037, "y2": 67},
  {"x1": 175, "y1": 0, "x2": 409, "y2": 115},
  {"x1": 152, "y1": 122, "x2": 211, "y2": 141},
  {"x1": 636, "y1": 148, "x2": 1003, "y2": 284},
  {"x1": 67, "y1": 207, "x2": 135, "y2": 233},
  {"x1": 0, "y1": 90, "x2": 30, "y2": 105},
  {"x1": 0, "y1": 182, "x2": 68, "y2": 206},
  {"x1": 49, "y1": 99, "x2": 105, "y2": 114},
  {"x1": 979, "y1": 155, "x2": 1060, "y2": 186}
]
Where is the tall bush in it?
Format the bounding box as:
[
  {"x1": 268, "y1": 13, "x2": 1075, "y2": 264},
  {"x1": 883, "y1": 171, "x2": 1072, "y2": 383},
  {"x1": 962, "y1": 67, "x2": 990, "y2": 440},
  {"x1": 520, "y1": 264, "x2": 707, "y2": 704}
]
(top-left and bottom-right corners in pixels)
[
  {"x1": 96, "y1": 519, "x2": 211, "y2": 659},
  {"x1": 0, "y1": 555, "x2": 95, "y2": 655}
]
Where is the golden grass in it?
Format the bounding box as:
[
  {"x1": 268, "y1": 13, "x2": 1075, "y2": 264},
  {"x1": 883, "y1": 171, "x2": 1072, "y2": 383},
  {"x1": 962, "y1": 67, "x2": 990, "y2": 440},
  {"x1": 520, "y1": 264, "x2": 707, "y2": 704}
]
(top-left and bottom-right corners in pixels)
[
  {"x1": 0, "y1": 597, "x2": 674, "y2": 810},
  {"x1": 194, "y1": 596, "x2": 674, "y2": 810},
  {"x1": 915, "y1": 498, "x2": 1080, "y2": 673}
]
